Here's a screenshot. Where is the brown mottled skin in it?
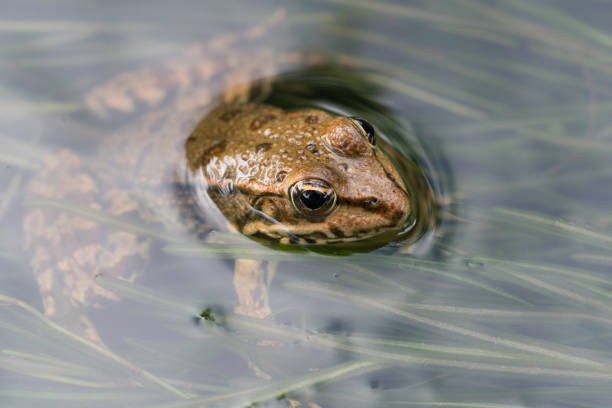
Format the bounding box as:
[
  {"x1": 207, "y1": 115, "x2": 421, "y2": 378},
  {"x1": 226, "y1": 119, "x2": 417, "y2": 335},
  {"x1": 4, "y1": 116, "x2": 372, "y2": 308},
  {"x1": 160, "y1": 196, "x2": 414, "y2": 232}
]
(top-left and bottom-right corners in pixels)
[{"x1": 186, "y1": 103, "x2": 411, "y2": 246}]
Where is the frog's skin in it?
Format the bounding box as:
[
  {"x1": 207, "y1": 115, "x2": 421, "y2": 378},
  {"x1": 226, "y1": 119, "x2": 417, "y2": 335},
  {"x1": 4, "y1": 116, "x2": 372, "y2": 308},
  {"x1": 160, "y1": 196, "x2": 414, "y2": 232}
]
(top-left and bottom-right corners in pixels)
[{"x1": 22, "y1": 9, "x2": 412, "y2": 342}]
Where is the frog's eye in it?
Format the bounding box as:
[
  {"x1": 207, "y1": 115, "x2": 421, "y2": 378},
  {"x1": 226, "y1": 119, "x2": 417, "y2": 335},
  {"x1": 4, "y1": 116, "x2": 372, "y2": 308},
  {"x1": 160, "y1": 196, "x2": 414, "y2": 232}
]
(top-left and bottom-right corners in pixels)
[
  {"x1": 349, "y1": 117, "x2": 376, "y2": 146},
  {"x1": 289, "y1": 179, "x2": 337, "y2": 217}
]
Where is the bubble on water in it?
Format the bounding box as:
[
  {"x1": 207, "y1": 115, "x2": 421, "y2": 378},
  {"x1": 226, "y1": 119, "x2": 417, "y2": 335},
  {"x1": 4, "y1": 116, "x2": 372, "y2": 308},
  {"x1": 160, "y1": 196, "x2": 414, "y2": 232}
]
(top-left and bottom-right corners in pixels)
[{"x1": 464, "y1": 259, "x2": 484, "y2": 269}]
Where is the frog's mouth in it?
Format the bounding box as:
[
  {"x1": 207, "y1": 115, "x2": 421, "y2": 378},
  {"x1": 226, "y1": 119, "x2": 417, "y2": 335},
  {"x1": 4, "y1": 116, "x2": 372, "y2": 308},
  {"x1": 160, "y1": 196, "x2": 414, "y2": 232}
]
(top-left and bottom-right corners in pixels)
[{"x1": 242, "y1": 203, "x2": 414, "y2": 248}]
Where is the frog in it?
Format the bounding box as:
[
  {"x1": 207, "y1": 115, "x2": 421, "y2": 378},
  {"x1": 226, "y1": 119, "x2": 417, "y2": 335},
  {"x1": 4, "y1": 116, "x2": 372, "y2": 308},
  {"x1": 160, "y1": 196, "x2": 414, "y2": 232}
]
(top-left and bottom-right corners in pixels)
[
  {"x1": 22, "y1": 8, "x2": 414, "y2": 344},
  {"x1": 186, "y1": 103, "x2": 411, "y2": 247}
]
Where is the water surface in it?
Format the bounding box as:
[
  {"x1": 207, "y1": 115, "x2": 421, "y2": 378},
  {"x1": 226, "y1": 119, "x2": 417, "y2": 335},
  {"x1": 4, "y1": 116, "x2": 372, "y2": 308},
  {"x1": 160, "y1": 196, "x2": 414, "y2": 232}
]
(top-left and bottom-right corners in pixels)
[{"x1": 2, "y1": 1, "x2": 612, "y2": 407}]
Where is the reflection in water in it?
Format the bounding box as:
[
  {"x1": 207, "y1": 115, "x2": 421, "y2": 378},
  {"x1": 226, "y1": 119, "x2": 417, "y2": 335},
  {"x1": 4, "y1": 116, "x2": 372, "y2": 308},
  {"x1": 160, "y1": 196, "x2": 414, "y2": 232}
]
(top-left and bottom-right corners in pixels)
[{"x1": 2, "y1": 1, "x2": 612, "y2": 407}]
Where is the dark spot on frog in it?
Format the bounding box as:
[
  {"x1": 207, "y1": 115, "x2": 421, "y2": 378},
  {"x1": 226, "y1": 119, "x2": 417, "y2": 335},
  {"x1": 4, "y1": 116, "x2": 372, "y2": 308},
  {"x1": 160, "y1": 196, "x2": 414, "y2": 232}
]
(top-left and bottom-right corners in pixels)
[
  {"x1": 339, "y1": 163, "x2": 349, "y2": 171},
  {"x1": 305, "y1": 115, "x2": 319, "y2": 124},
  {"x1": 330, "y1": 226, "x2": 345, "y2": 238},
  {"x1": 250, "y1": 114, "x2": 276, "y2": 130},
  {"x1": 343, "y1": 196, "x2": 390, "y2": 216},
  {"x1": 253, "y1": 197, "x2": 280, "y2": 219},
  {"x1": 256, "y1": 143, "x2": 272, "y2": 154},
  {"x1": 306, "y1": 143, "x2": 320, "y2": 155},
  {"x1": 275, "y1": 171, "x2": 287, "y2": 182},
  {"x1": 200, "y1": 140, "x2": 227, "y2": 168},
  {"x1": 219, "y1": 108, "x2": 242, "y2": 122}
]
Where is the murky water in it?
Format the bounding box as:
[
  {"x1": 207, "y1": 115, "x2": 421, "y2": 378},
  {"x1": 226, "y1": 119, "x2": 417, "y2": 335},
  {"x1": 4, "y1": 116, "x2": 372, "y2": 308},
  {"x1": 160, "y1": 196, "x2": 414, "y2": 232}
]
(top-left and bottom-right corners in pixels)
[{"x1": 2, "y1": 1, "x2": 612, "y2": 407}]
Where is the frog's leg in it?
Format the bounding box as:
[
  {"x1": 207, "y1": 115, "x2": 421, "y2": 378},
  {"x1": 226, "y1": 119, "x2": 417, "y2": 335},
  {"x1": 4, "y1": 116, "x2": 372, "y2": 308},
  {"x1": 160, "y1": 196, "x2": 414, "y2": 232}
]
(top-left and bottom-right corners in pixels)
[
  {"x1": 233, "y1": 258, "x2": 280, "y2": 380},
  {"x1": 233, "y1": 259, "x2": 275, "y2": 319},
  {"x1": 85, "y1": 8, "x2": 285, "y2": 118},
  {"x1": 24, "y1": 150, "x2": 150, "y2": 343}
]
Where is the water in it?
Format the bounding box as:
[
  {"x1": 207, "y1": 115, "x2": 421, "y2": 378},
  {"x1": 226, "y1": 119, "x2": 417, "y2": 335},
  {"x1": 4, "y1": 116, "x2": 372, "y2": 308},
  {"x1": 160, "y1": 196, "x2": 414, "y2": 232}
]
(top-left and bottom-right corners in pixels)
[{"x1": 2, "y1": 1, "x2": 612, "y2": 407}]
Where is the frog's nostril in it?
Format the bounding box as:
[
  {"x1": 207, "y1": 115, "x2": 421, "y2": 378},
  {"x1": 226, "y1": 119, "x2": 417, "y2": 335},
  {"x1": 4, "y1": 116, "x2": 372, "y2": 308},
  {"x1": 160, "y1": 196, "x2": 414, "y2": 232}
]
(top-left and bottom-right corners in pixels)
[{"x1": 364, "y1": 197, "x2": 380, "y2": 209}]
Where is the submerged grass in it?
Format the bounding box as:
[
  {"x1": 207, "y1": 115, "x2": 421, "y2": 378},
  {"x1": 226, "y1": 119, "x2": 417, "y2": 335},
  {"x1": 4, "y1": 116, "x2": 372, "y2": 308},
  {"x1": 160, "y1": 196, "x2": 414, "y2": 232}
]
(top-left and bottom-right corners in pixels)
[
  {"x1": 3, "y1": 0, "x2": 612, "y2": 407},
  {"x1": 94, "y1": 276, "x2": 612, "y2": 380},
  {"x1": 0, "y1": 294, "x2": 192, "y2": 399}
]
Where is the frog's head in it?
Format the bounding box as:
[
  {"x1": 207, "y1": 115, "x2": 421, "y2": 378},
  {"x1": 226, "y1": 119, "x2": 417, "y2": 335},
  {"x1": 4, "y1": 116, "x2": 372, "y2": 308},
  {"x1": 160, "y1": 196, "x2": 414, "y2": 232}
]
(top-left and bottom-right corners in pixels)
[
  {"x1": 239, "y1": 113, "x2": 413, "y2": 248},
  {"x1": 187, "y1": 104, "x2": 413, "y2": 250}
]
